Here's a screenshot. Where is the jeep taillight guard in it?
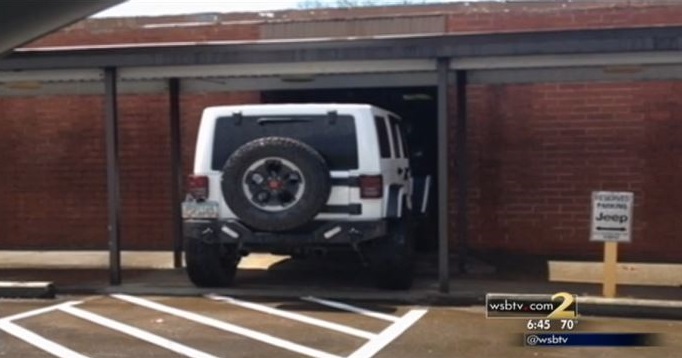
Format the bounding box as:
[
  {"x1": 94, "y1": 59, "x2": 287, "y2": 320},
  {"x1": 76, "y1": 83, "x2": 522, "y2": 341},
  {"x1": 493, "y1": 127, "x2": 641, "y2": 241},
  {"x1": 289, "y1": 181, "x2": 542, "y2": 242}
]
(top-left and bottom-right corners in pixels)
[
  {"x1": 359, "y1": 175, "x2": 383, "y2": 198},
  {"x1": 187, "y1": 175, "x2": 209, "y2": 201}
]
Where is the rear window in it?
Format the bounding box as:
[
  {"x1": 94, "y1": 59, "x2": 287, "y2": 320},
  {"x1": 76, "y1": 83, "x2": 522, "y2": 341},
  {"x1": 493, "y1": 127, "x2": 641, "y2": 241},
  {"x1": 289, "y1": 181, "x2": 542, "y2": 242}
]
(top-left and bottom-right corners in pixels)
[{"x1": 212, "y1": 114, "x2": 358, "y2": 171}]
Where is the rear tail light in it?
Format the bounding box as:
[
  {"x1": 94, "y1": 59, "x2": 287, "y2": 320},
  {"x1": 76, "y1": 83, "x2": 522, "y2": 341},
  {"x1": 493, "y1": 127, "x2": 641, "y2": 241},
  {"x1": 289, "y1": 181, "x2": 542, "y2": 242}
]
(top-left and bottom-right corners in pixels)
[
  {"x1": 187, "y1": 175, "x2": 209, "y2": 201},
  {"x1": 359, "y1": 175, "x2": 383, "y2": 199}
]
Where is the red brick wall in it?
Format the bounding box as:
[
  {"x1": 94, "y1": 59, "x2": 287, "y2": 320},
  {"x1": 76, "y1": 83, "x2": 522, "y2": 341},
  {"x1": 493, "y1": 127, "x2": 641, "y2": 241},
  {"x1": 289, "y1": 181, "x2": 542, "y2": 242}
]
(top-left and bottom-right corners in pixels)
[
  {"x1": 118, "y1": 94, "x2": 171, "y2": 250},
  {"x1": 447, "y1": 3, "x2": 682, "y2": 33},
  {"x1": 451, "y1": 82, "x2": 682, "y2": 262},
  {"x1": 0, "y1": 92, "x2": 259, "y2": 250},
  {"x1": 28, "y1": 21, "x2": 259, "y2": 47},
  {"x1": 3, "y1": 82, "x2": 679, "y2": 262},
  {"x1": 0, "y1": 96, "x2": 107, "y2": 249}
]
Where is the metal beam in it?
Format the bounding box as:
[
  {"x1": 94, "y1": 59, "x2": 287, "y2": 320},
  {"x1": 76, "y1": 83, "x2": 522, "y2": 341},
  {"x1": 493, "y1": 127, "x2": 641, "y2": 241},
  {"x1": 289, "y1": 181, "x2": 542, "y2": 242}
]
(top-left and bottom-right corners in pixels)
[
  {"x1": 0, "y1": 72, "x2": 438, "y2": 97},
  {"x1": 4, "y1": 63, "x2": 682, "y2": 99},
  {"x1": 0, "y1": 68, "x2": 102, "y2": 82},
  {"x1": 168, "y1": 78, "x2": 183, "y2": 269},
  {"x1": 437, "y1": 57, "x2": 450, "y2": 293},
  {"x1": 455, "y1": 70, "x2": 469, "y2": 274},
  {"x1": 119, "y1": 60, "x2": 435, "y2": 80},
  {"x1": 7, "y1": 64, "x2": 682, "y2": 97},
  {"x1": 104, "y1": 67, "x2": 121, "y2": 285},
  {"x1": 2, "y1": 26, "x2": 681, "y2": 71},
  {"x1": 467, "y1": 64, "x2": 682, "y2": 84},
  {"x1": 450, "y1": 51, "x2": 682, "y2": 70},
  {"x1": 182, "y1": 72, "x2": 437, "y2": 92},
  {"x1": 3, "y1": 51, "x2": 681, "y2": 85}
]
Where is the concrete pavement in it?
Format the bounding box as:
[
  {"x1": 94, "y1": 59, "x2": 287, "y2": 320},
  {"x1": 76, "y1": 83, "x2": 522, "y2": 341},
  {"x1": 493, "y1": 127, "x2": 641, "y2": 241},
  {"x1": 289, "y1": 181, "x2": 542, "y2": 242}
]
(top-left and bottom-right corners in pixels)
[
  {"x1": 0, "y1": 295, "x2": 680, "y2": 358},
  {"x1": 0, "y1": 250, "x2": 289, "y2": 270}
]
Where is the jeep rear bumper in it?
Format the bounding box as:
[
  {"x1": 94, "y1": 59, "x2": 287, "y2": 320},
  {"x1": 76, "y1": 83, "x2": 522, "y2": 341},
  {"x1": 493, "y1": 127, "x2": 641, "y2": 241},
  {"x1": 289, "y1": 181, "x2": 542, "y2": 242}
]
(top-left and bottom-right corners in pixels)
[{"x1": 183, "y1": 219, "x2": 387, "y2": 251}]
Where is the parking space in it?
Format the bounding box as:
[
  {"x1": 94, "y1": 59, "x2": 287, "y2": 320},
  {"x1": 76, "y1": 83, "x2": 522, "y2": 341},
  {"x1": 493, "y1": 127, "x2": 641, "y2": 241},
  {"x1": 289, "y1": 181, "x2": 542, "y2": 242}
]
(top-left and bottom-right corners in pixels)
[
  {"x1": 0, "y1": 295, "x2": 427, "y2": 358},
  {"x1": 2, "y1": 295, "x2": 681, "y2": 358}
]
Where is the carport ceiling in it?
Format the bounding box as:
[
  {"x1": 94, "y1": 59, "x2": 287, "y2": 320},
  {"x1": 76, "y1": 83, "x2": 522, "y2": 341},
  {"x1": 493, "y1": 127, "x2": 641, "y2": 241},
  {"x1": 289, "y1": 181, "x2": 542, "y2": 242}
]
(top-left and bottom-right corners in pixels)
[{"x1": 0, "y1": 0, "x2": 123, "y2": 55}]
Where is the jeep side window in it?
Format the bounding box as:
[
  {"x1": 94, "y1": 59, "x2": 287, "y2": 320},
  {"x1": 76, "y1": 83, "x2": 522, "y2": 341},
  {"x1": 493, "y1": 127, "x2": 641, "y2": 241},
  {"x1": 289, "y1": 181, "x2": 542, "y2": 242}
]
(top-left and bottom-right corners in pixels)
[
  {"x1": 374, "y1": 115, "x2": 391, "y2": 159},
  {"x1": 397, "y1": 119, "x2": 410, "y2": 157},
  {"x1": 389, "y1": 116, "x2": 405, "y2": 158}
]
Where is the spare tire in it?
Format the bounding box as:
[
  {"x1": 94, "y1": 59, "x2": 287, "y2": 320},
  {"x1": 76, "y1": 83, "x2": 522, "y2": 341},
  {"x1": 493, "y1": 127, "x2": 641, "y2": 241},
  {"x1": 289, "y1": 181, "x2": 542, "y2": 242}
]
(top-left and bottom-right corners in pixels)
[{"x1": 221, "y1": 137, "x2": 331, "y2": 232}]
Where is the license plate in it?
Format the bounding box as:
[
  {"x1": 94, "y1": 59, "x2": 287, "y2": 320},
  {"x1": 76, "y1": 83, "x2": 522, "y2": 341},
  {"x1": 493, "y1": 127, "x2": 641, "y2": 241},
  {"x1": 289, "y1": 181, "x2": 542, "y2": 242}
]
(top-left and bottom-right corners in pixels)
[{"x1": 182, "y1": 201, "x2": 219, "y2": 219}]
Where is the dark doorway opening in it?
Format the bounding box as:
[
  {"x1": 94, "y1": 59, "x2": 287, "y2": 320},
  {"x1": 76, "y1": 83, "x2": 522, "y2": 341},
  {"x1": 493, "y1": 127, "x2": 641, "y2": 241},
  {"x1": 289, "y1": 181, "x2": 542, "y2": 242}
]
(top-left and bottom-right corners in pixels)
[{"x1": 262, "y1": 86, "x2": 439, "y2": 252}]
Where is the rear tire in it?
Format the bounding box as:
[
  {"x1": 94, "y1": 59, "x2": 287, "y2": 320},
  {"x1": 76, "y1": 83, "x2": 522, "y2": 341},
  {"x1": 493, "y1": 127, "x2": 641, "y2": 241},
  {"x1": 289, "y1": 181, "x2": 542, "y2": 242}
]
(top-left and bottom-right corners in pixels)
[
  {"x1": 184, "y1": 238, "x2": 240, "y2": 288},
  {"x1": 368, "y1": 213, "x2": 415, "y2": 290},
  {"x1": 221, "y1": 137, "x2": 331, "y2": 232}
]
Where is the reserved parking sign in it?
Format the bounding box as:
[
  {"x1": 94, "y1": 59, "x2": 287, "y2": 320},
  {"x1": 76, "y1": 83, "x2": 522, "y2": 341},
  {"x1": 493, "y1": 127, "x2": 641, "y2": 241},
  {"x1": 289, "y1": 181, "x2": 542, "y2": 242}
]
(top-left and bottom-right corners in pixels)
[{"x1": 590, "y1": 191, "x2": 634, "y2": 243}]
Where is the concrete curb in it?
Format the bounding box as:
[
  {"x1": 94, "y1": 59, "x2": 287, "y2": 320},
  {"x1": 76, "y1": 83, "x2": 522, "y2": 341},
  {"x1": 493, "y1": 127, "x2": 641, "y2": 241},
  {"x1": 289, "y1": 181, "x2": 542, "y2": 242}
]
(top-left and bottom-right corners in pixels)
[
  {"x1": 61, "y1": 285, "x2": 426, "y2": 305},
  {"x1": 0, "y1": 281, "x2": 56, "y2": 299},
  {"x1": 55, "y1": 285, "x2": 681, "y2": 320},
  {"x1": 576, "y1": 296, "x2": 682, "y2": 320}
]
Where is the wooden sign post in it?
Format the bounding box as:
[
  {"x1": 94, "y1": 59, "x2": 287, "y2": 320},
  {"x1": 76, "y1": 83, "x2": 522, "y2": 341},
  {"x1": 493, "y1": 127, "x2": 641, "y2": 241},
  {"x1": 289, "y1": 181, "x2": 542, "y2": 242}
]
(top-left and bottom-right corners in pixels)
[
  {"x1": 590, "y1": 192, "x2": 634, "y2": 299},
  {"x1": 602, "y1": 242, "x2": 619, "y2": 298}
]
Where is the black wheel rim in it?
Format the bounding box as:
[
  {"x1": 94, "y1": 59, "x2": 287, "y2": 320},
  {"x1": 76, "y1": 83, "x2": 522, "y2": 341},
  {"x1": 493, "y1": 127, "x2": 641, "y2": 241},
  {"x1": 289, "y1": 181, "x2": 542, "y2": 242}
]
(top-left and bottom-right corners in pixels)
[{"x1": 242, "y1": 157, "x2": 305, "y2": 212}]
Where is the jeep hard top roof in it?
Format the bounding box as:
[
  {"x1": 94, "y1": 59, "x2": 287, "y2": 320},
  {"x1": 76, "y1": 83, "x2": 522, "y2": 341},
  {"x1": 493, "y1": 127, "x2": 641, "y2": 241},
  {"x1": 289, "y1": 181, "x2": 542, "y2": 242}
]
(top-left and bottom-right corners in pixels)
[{"x1": 203, "y1": 103, "x2": 400, "y2": 119}]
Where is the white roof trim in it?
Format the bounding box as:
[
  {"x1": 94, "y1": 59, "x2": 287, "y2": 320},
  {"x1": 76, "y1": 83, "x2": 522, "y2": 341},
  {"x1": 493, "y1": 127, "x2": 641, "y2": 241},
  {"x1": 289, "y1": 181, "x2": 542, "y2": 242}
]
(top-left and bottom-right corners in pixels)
[
  {"x1": 0, "y1": 69, "x2": 102, "y2": 83},
  {"x1": 118, "y1": 60, "x2": 436, "y2": 80},
  {"x1": 451, "y1": 51, "x2": 682, "y2": 70}
]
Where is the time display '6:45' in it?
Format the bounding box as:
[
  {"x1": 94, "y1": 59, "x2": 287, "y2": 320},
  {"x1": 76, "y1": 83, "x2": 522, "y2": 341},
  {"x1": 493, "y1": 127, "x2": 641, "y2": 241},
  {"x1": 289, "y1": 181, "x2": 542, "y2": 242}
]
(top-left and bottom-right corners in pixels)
[{"x1": 527, "y1": 319, "x2": 577, "y2": 331}]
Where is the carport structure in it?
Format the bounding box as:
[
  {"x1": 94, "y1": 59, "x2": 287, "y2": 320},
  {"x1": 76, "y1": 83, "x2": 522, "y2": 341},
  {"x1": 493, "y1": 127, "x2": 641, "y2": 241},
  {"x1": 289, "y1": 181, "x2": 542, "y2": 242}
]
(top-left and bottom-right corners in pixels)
[
  {"x1": 0, "y1": 26, "x2": 680, "y2": 292},
  {"x1": 0, "y1": 0, "x2": 123, "y2": 55}
]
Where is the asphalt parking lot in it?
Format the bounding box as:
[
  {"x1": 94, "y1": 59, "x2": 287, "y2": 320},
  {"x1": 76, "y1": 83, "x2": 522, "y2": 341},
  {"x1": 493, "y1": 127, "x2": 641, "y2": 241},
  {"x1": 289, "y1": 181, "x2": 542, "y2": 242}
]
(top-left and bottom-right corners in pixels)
[{"x1": 1, "y1": 295, "x2": 680, "y2": 358}]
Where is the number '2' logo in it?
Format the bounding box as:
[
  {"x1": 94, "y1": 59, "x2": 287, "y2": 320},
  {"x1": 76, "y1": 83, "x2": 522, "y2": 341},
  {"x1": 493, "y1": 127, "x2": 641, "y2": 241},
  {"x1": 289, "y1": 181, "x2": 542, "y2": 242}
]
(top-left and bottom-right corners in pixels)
[{"x1": 547, "y1": 292, "x2": 577, "y2": 319}]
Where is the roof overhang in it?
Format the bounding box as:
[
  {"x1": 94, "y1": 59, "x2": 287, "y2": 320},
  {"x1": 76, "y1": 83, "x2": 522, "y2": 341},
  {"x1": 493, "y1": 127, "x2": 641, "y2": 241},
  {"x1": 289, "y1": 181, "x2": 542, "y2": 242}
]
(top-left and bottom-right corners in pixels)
[
  {"x1": 0, "y1": 0, "x2": 123, "y2": 56},
  {"x1": 0, "y1": 25, "x2": 680, "y2": 94},
  {"x1": 1, "y1": 26, "x2": 680, "y2": 71}
]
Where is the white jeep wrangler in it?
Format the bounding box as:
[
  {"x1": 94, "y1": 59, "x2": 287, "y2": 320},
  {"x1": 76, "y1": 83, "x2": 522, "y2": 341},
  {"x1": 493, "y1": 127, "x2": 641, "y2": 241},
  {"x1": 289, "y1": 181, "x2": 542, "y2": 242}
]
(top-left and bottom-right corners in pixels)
[{"x1": 182, "y1": 104, "x2": 416, "y2": 289}]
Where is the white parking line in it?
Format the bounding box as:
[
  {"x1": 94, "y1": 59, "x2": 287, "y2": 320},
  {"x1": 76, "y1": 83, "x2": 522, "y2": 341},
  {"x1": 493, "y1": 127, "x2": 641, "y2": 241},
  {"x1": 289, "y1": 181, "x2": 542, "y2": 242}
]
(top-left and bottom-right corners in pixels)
[
  {"x1": 59, "y1": 305, "x2": 219, "y2": 358},
  {"x1": 208, "y1": 294, "x2": 377, "y2": 340},
  {"x1": 347, "y1": 309, "x2": 427, "y2": 358},
  {"x1": 0, "y1": 301, "x2": 81, "y2": 323},
  {"x1": 301, "y1": 296, "x2": 400, "y2": 323},
  {"x1": 0, "y1": 320, "x2": 90, "y2": 358},
  {"x1": 111, "y1": 294, "x2": 344, "y2": 358}
]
